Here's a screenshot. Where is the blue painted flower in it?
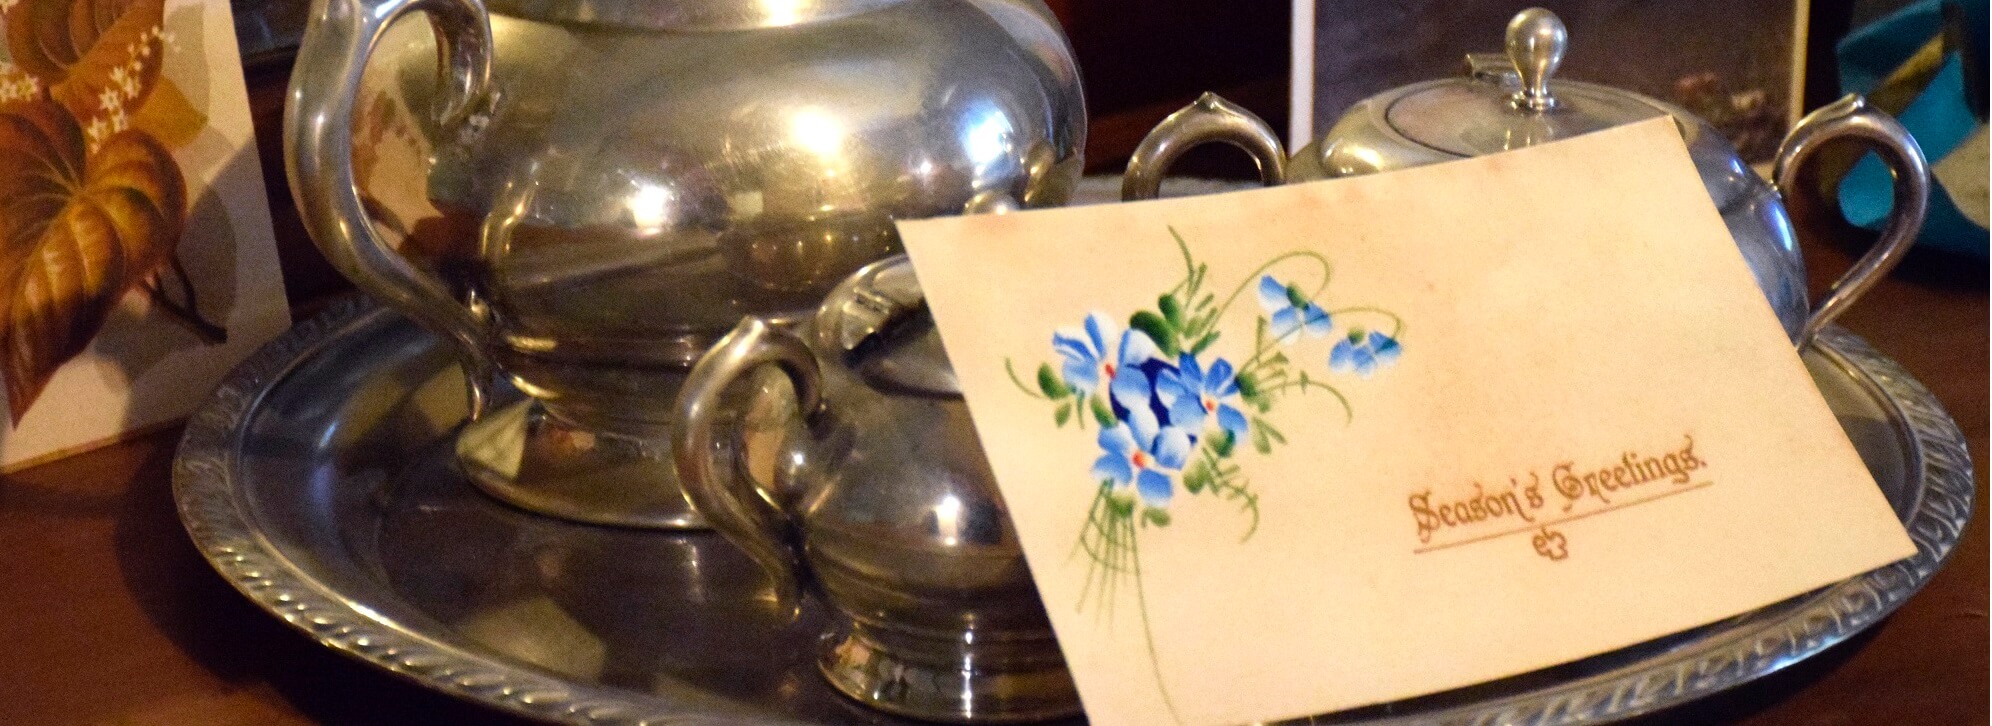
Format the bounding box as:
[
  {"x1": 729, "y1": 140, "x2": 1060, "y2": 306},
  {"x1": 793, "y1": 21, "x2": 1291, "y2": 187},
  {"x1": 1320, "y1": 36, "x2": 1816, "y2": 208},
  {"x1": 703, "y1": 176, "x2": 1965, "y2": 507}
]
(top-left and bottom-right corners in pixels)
[
  {"x1": 1090, "y1": 411, "x2": 1193, "y2": 509},
  {"x1": 1155, "y1": 353, "x2": 1249, "y2": 441},
  {"x1": 1256, "y1": 275, "x2": 1330, "y2": 342},
  {"x1": 1052, "y1": 313, "x2": 1162, "y2": 397},
  {"x1": 1329, "y1": 330, "x2": 1402, "y2": 377}
]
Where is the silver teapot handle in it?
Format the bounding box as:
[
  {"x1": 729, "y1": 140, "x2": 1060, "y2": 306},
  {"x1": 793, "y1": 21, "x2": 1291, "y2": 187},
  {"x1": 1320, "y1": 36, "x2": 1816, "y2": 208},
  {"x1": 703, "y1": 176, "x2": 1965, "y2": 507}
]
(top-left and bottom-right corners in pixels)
[
  {"x1": 285, "y1": 0, "x2": 499, "y2": 417},
  {"x1": 1121, "y1": 92, "x2": 1289, "y2": 201},
  {"x1": 673, "y1": 317, "x2": 824, "y2": 621},
  {"x1": 1772, "y1": 95, "x2": 1930, "y2": 348}
]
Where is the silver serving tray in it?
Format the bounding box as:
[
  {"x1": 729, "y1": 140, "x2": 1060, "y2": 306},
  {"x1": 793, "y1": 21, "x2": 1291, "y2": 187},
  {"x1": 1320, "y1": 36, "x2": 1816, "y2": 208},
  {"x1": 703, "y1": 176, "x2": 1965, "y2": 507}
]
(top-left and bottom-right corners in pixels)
[{"x1": 174, "y1": 297, "x2": 1973, "y2": 725}]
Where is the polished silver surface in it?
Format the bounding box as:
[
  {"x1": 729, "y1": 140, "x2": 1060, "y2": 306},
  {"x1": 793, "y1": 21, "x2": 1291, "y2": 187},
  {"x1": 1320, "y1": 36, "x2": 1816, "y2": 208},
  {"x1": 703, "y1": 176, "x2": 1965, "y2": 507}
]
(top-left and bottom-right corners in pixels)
[
  {"x1": 455, "y1": 396, "x2": 703, "y2": 528},
  {"x1": 676, "y1": 257, "x2": 1078, "y2": 722},
  {"x1": 1128, "y1": 7, "x2": 1928, "y2": 346},
  {"x1": 175, "y1": 295, "x2": 1970, "y2": 724},
  {"x1": 1772, "y1": 95, "x2": 1932, "y2": 347},
  {"x1": 1122, "y1": 93, "x2": 1287, "y2": 201},
  {"x1": 284, "y1": 0, "x2": 1086, "y2": 527},
  {"x1": 1504, "y1": 7, "x2": 1564, "y2": 112}
]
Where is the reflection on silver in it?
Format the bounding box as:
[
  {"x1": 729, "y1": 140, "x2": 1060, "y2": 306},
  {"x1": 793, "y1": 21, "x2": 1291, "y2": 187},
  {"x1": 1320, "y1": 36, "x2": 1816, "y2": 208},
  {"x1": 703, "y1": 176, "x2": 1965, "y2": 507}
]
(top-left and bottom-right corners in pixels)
[
  {"x1": 675, "y1": 258, "x2": 1080, "y2": 722},
  {"x1": 1124, "y1": 7, "x2": 1928, "y2": 348},
  {"x1": 285, "y1": 0, "x2": 1086, "y2": 528},
  {"x1": 935, "y1": 494, "x2": 966, "y2": 547},
  {"x1": 173, "y1": 296, "x2": 1972, "y2": 724}
]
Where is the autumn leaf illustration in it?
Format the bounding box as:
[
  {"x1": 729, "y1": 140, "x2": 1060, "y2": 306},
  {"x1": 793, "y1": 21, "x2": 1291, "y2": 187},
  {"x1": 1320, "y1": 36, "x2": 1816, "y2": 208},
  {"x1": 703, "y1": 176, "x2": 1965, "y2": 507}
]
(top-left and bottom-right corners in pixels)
[
  {"x1": 0, "y1": 100, "x2": 185, "y2": 422},
  {"x1": 4, "y1": 0, "x2": 173, "y2": 150}
]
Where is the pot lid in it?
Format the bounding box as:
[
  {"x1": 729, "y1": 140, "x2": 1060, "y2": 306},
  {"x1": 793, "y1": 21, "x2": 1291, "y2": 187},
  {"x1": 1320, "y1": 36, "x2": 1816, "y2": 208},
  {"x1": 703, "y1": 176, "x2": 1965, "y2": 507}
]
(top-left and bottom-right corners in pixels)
[
  {"x1": 1378, "y1": 8, "x2": 1680, "y2": 157},
  {"x1": 814, "y1": 255, "x2": 960, "y2": 396}
]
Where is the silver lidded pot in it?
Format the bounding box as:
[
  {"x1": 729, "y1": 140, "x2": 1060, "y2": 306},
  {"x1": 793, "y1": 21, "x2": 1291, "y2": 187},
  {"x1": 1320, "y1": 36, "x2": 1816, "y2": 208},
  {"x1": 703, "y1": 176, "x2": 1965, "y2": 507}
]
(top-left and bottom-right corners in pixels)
[
  {"x1": 285, "y1": 0, "x2": 1086, "y2": 528},
  {"x1": 1124, "y1": 8, "x2": 1929, "y2": 349},
  {"x1": 674, "y1": 257, "x2": 1079, "y2": 722}
]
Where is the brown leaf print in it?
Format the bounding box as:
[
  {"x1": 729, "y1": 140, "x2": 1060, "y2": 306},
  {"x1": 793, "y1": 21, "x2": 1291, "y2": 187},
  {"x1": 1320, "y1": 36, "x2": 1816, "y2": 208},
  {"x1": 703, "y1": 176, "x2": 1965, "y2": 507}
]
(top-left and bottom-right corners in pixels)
[
  {"x1": 0, "y1": 100, "x2": 184, "y2": 421},
  {"x1": 4, "y1": 0, "x2": 167, "y2": 150}
]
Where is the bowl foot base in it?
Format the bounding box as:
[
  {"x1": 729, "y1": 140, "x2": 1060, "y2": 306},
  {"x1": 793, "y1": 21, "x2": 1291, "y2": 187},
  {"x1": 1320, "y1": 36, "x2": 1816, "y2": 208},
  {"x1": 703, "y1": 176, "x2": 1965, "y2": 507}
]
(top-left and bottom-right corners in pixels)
[
  {"x1": 455, "y1": 398, "x2": 706, "y2": 529},
  {"x1": 818, "y1": 619, "x2": 1081, "y2": 724}
]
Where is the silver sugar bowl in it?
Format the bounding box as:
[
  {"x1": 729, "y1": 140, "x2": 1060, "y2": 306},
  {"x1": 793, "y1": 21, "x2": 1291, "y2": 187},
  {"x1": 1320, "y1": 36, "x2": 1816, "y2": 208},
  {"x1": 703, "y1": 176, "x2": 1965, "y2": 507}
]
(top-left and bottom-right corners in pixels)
[
  {"x1": 1124, "y1": 7, "x2": 1928, "y2": 349},
  {"x1": 674, "y1": 257, "x2": 1080, "y2": 722},
  {"x1": 286, "y1": 0, "x2": 1086, "y2": 528}
]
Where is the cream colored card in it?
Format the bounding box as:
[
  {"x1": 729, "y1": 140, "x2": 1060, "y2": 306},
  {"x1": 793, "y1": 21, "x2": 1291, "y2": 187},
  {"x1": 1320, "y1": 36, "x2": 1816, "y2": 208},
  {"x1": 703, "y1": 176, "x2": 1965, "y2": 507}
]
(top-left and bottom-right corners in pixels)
[{"x1": 897, "y1": 118, "x2": 1915, "y2": 726}]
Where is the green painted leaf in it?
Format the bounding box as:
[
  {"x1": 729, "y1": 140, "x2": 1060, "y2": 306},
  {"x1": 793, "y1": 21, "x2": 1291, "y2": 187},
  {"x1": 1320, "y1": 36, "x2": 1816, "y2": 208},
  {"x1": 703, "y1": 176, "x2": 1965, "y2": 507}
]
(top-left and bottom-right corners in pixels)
[
  {"x1": 1159, "y1": 294, "x2": 1183, "y2": 327},
  {"x1": 1286, "y1": 283, "x2": 1309, "y2": 308},
  {"x1": 1213, "y1": 429, "x2": 1236, "y2": 456},
  {"x1": 1143, "y1": 508, "x2": 1172, "y2": 527},
  {"x1": 1191, "y1": 330, "x2": 1219, "y2": 354},
  {"x1": 1183, "y1": 460, "x2": 1208, "y2": 494},
  {"x1": 1036, "y1": 363, "x2": 1070, "y2": 398},
  {"x1": 1054, "y1": 401, "x2": 1072, "y2": 426},
  {"x1": 1130, "y1": 310, "x2": 1179, "y2": 357},
  {"x1": 1092, "y1": 394, "x2": 1115, "y2": 427},
  {"x1": 1236, "y1": 371, "x2": 1260, "y2": 398},
  {"x1": 1108, "y1": 496, "x2": 1136, "y2": 518},
  {"x1": 1252, "y1": 426, "x2": 1272, "y2": 454}
]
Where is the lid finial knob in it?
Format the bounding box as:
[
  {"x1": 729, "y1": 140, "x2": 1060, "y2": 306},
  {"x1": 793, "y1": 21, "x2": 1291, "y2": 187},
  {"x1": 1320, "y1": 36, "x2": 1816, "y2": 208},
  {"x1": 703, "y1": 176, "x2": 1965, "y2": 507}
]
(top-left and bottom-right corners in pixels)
[{"x1": 1505, "y1": 7, "x2": 1566, "y2": 111}]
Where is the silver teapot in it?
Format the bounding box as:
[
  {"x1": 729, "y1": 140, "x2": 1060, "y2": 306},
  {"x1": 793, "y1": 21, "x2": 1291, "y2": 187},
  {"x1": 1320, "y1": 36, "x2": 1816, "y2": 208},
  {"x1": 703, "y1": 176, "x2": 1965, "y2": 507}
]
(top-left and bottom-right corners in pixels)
[
  {"x1": 1123, "y1": 8, "x2": 1929, "y2": 349},
  {"x1": 673, "y1": 257, "x2": 1079, "y2": 722},
  {"x1": 286, "y1": 0, "x2": 1085, "y2": 528}
]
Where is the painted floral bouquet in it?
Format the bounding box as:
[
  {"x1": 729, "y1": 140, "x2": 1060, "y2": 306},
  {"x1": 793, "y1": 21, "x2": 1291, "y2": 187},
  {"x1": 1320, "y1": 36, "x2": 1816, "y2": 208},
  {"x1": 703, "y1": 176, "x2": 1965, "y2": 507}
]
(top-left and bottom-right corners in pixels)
[{"x1": 1007, "y1": 227, "x2": 1403, "y2": 704}]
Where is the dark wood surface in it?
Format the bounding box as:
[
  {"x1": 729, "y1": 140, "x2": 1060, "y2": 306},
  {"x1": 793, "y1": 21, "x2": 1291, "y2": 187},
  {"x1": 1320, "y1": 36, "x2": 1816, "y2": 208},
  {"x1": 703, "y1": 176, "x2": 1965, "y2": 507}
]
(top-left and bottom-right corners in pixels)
[{"x1": 0, "y1": 4, "x2": 1984, "y2": 723}]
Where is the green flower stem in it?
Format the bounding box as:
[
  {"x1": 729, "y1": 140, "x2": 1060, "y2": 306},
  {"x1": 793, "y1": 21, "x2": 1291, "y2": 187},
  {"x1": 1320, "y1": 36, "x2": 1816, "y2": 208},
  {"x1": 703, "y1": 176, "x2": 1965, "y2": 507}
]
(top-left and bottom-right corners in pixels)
[
  {"x1": 1005, "y1": 359, "x2": 1048, "y2": 399},
  {"x1": 1127, "y1": 519, "x2": 1184, "y2": 723},
  {"x1": 1263, "y1": 378, "x2": 1352, "y2": 423},
  {"x1": 1328, "y1": 306, "x2": 1407, "y2": 339},
  {"x1": 1208, "y1": 250, "x2": 1332, "y2": 337},
  {"x1": 1210, "y1": 478, "x2": 1260, "y2": 541},
  {"x1": 1072, "y1": 488, "x2": 1108, "y2": 613},
  {"x1": 1113, "y1": 510, "x2": 1132, "y2": 627},
  {"x1": 1194, "y1": 447, "x2": 1262, "y2": 541},
  {"x1": 1165, "y1": 226, "x2": 1199, "y2": 299},
  {"x1": 1239, "y1": 334, "x2": 1286, "y2": 378}
]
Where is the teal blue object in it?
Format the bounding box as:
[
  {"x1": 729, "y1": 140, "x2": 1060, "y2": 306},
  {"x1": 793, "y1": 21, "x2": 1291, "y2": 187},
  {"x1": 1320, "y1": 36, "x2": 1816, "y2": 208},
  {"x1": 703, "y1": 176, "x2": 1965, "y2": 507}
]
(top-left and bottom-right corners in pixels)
[
  {"x1": 1837, "y1": 2, "x2": 1988, "y2": 256},
  {"x1": 1836, "y1": 0, "x2": 1946, "y2": 95}
]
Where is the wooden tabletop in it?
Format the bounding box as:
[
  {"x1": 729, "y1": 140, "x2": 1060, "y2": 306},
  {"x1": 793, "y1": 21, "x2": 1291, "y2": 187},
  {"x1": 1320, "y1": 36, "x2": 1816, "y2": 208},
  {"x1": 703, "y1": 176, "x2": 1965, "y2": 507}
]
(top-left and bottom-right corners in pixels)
[{"x1": 0, "y1": 191, "x2": 1984, "y2": 724}]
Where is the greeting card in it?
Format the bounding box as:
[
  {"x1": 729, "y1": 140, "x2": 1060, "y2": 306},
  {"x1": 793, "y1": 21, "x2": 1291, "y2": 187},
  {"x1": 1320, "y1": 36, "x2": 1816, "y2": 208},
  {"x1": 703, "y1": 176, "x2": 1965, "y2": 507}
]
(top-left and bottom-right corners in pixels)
[
  {"x1": 897, "y1": 118, "x2": 1914, "y2": 725},
  {"x1": 0, "y1": 0, "x2": 288, "y2": 467}
]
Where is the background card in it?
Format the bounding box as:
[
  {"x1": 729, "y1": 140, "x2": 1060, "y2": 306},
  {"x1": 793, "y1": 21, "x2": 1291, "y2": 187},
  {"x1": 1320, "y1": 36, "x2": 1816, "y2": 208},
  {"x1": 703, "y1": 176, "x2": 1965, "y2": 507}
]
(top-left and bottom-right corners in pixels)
[
  {"x1": 0, "y1": 0, "x2": 289, "y2": 468},
  {"x1": 899, "y1": 119, "x2": 1914, "y2": 725}
]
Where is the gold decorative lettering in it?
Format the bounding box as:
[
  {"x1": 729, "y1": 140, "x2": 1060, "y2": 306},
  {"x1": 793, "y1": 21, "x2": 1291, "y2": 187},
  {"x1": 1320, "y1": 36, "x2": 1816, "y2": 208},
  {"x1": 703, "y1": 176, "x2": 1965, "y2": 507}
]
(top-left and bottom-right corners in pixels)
[{"x1": 1411, "y1": 433, "x2": 1713, "y2": 558}]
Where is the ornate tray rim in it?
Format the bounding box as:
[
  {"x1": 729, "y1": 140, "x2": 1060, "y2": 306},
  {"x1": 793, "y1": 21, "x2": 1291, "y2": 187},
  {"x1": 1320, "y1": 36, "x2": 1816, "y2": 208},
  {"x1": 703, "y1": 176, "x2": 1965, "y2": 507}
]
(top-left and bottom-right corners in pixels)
[{"x1": 172, "y1": 297, "x2": 1975, "y2": 725}]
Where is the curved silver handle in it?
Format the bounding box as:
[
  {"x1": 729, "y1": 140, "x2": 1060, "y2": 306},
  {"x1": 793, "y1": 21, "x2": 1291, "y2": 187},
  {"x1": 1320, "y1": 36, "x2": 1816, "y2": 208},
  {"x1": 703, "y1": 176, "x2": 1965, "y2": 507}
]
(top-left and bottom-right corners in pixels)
[
  {"x1": 1121, "y1": 92, "x2": 1288, "y2": 201},
  {"x1": 672, "y1": 317, "x2": 824, "y2": 621},
  {"x1": 285, "y1": 0, "x2": 499, "y2": 417},
  {"x1": 1772, "y1": 94, "x2": 1931, "y2": 348}
]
